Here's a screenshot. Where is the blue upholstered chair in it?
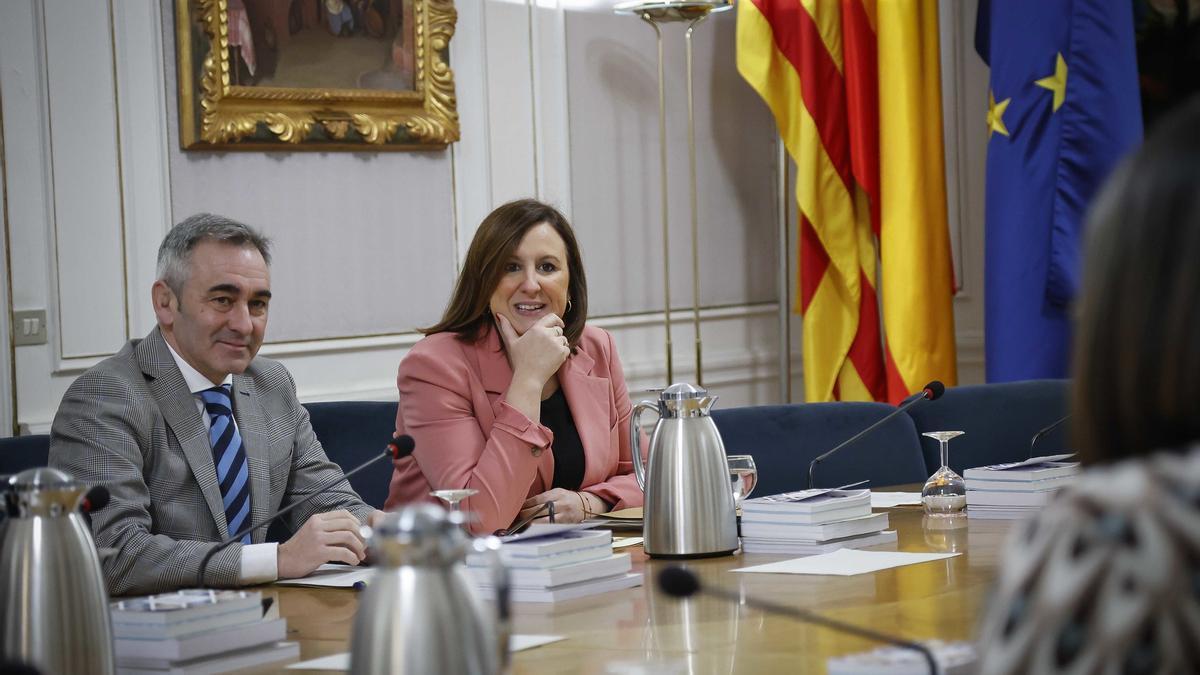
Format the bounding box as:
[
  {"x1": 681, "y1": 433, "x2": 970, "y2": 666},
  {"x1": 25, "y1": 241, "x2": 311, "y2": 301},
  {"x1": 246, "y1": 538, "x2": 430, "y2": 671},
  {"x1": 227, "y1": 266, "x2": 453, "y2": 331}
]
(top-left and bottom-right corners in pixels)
[
  {"x1": 0, "y1": 434, "x2": 51, "y2": 479},
  {"x1": 711, "y1": 402, "x2": 929, "y2": 494},
  {"x1": 904, "y1": 379, "x2": 1070, "y2": 475},
  {"x1": 302, "y1": 401, "x2": 399, "y2": 510},
  {"x1": 1, "y1": 435, "x2": 51, "y2": 526}
]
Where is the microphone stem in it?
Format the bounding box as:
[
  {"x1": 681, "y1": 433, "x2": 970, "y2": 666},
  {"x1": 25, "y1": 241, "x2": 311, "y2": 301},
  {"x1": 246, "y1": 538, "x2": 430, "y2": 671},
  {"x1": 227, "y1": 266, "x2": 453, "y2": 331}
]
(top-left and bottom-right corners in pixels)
[
  {"x1": 807, "y1": 394, "x2": 929, "y2": 489},
  {"x1": 1028, "y1": 414, "x2": 1070, "y2": 458},
  {"x1": 704, "y1": 585, "x2": 939, "y2": 674},
  {"x1": 195, "y1": 446, "x2": 394, "y2": 587}
]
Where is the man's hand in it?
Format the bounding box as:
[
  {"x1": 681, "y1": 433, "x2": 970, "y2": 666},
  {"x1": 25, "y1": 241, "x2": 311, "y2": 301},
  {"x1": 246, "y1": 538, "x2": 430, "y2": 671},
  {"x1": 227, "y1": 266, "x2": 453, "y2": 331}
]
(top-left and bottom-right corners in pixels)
[
  {"x1": 277, "y1": 510, "x2": 367, "y2": 580},
  {"x1": 367, "y1": 509, "x2": 387, "y2": 528}
]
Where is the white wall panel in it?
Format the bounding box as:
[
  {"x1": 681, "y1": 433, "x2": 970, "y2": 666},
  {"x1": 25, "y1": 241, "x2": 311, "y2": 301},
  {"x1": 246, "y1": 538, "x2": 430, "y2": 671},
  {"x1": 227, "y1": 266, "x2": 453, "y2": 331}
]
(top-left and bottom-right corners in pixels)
[
  {"x1": 2, "y1": 0, "x2": 53, "y2": 432},
  {"x1": 1, "y1": 0, "x2": 56, "y2": 317},
  {"x1": 450, "y1": 0, "x2": 494, "y2": 260},
  {"x1": 530, "y1": 0, "x2": 572, "y2": 212},
  {"x1": 113, "y1": 0, "x2": 173, "y2": 337},
  {"x1": 43, "y1": 0, "x2": 128, "y2": 358},
  {"x1": 483, "y1": 0, "x2": 538, "y2": 203},
  {"x1": 563, "y1": 10, "x2": 777, "y2": 318}
]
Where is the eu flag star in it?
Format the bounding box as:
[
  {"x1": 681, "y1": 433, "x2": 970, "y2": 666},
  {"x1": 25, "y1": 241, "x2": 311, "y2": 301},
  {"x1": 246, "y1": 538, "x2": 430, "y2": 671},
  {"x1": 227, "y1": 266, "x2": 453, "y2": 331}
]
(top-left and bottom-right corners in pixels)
[
  {"x1": 987, "y1": 90, "x2": 1011, "y2": 138},
  {"x1": 1034, "y1": 53, "x2": 1068, "y2": 113}
]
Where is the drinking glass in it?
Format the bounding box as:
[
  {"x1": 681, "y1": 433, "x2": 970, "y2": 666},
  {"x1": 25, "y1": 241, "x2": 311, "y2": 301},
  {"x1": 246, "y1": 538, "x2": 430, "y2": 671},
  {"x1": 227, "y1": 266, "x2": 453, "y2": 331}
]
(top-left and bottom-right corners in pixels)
[
  {"x1": 921, "y1": 431, "x2": 967, "y2": 517},
  {"x1": 727, "y1": 455, "x2": 758, "y2": 509}
]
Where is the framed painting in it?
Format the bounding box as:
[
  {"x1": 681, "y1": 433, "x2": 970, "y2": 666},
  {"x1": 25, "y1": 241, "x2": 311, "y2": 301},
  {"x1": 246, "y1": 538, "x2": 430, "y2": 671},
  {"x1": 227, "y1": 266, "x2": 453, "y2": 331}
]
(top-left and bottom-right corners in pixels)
[{"x1": 175, "y1": 0, "x2": 458, "y2": 150}]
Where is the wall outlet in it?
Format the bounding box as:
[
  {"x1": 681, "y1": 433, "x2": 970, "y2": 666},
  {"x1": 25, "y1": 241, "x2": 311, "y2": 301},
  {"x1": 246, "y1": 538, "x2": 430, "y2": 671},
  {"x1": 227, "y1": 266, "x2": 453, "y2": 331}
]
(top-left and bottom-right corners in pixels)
[{"x1": 12, "y1": 309, "x2": 48, "y2": 346}]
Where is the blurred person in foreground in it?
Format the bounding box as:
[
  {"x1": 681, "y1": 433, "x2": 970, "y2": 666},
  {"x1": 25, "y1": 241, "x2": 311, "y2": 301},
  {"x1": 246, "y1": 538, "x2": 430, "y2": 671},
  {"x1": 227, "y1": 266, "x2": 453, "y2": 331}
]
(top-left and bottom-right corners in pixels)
[
  {"x1": 384, "y1": 199, "x2": 644, "y2": 534},
  {"x1": 976, "y1": 100, "x2": 1200, "y2": 673}
]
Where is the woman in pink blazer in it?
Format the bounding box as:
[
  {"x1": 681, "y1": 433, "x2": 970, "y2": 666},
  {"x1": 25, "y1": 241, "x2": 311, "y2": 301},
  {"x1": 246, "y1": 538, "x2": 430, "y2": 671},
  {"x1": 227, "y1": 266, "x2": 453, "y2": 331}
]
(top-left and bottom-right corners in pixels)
[{"x1": 385, "y1": 199, "x2": 644, "y2": 534}]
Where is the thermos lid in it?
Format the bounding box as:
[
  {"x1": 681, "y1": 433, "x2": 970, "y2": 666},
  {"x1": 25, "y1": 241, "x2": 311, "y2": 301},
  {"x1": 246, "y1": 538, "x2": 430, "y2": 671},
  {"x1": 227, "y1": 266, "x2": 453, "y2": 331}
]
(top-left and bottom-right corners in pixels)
[
  {"x1": 6, "y1": 467, "x2": 87, "y2": 517},
  {"x1": 369, "y1": 503, "x2": 467, "y2": 567},
  {"x1": 9, "y1": 467, "x2": 75, "y2": 491},
  {"x1": 373, "y1": 503, "x2": 458, "y2": 540},
  {"x1": 660, "y1": 382, "x2": 708, "y2": 400}
]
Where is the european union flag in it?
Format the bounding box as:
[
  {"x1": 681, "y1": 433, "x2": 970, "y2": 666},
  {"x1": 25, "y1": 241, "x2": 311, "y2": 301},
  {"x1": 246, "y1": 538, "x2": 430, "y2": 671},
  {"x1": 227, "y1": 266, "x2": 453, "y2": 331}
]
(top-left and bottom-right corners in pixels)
[{"x1": 976, "y1": 0, "x2": 1142, "y2": 382}]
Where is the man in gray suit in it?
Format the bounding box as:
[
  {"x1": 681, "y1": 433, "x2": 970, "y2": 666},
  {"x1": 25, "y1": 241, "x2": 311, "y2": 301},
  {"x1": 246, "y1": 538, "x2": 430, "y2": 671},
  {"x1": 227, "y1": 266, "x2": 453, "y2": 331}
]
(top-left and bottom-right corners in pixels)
[{"x1": 50, "y1": 214, "x2": 383, "y2": 596}]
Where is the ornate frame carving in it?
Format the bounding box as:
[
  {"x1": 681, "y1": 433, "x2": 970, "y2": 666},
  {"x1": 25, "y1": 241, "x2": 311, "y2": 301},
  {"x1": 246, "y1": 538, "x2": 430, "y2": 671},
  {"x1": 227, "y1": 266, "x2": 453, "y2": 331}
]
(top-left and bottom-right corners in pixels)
[{"x1": 175, "y1": 0, "x2": 458, "y2": 150}]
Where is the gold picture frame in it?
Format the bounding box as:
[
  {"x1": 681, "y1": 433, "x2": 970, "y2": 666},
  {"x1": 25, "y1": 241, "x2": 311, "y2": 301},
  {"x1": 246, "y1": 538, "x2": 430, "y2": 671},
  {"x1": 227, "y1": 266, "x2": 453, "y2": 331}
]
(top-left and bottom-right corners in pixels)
[{"x1": 175, "y1": 0, "x2": 458, "y2": 150}]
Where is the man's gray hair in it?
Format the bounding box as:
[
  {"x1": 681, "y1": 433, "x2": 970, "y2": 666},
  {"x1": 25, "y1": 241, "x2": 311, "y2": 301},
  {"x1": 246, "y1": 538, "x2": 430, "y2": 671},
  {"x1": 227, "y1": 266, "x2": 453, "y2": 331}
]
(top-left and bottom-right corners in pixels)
[{"x1": 156, "y1": 213, "x2": 272, "y2": 293}]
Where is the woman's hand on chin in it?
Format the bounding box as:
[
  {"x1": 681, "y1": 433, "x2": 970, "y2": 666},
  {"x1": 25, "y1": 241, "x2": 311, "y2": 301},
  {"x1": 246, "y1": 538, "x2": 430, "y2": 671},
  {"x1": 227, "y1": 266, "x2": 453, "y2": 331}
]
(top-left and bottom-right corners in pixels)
[{"x1": 497, "y1": 313, "x2": 570, "y2": 388}]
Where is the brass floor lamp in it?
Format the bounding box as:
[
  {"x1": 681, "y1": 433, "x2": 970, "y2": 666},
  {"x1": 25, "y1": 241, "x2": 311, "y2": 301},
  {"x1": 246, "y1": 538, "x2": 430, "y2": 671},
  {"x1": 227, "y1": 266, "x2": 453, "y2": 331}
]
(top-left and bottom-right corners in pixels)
[{"x1": 614, "y1": 0, "x2": 733, "y2": 387}]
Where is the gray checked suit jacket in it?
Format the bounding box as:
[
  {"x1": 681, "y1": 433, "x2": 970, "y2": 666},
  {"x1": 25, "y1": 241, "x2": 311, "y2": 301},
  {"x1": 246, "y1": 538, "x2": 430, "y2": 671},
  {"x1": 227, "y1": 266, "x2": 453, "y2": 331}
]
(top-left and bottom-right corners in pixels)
[{"x1": 49, "y1": 327, "x2": 374, "y2": 596}]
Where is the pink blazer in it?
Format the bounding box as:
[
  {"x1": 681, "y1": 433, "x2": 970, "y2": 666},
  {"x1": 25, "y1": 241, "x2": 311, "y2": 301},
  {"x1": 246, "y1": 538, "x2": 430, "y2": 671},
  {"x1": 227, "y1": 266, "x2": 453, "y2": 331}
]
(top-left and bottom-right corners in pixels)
[{"x1": 384, "y1": 324, "x2": 645, "y2": 533}]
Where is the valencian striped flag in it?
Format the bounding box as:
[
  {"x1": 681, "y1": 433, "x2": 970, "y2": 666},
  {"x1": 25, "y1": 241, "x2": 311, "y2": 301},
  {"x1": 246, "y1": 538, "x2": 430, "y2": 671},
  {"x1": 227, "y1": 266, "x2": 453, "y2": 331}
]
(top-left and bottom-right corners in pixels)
[
  {"x1": 976, "y1": 0, "x2": 1142, "y2": 381},
  {"x1": 737, "y1": 0, "x2": 957, "y2": 403}
]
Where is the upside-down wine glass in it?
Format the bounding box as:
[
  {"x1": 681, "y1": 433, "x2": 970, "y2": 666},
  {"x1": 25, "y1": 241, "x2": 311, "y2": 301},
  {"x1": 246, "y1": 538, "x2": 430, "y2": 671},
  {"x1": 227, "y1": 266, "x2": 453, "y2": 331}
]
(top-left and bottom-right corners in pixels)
[
  {"x1": 921, "y1": 431, "x2": 967, "y2": 517},
  {"x1": 727, "y1": 455, "x2": 758, "y2": 510},
  {"x1": 430, "y1": 489, "x2": 478, "y2": 513}
]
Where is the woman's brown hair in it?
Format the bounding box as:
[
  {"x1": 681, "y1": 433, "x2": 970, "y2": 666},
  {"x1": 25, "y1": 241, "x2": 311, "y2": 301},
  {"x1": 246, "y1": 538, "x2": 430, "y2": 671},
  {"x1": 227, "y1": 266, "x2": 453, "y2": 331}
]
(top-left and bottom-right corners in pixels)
[
  {"x1": 1071, "y1": 98, "x2": 1200, "y2": 463},
  {"x1": 423, "y1": 199, "x2": 588, "y2": 348}
]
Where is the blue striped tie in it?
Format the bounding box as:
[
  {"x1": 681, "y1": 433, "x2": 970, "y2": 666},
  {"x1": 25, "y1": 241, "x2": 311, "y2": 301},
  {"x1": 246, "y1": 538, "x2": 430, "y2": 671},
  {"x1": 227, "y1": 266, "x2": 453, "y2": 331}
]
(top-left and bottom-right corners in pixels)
[{"x1": 199, "y1": 385, "x2": 251, "y2": 545}]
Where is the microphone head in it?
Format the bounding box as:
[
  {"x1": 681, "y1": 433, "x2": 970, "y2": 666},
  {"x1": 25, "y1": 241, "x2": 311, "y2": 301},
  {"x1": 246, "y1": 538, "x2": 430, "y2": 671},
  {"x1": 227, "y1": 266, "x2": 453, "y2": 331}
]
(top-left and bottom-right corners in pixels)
[
  {"x1": 657, "y1": 566, "x2": 700, "y2": 599},
  {"x1": 82, "y1": 485, "x2": 110, "y2": 513},
  {"x1": 388, "y1": 434, "x2": 416, "y2": 459},
  {"x1": 922, "y1": 381, "x2": 946, "y2": 400}
]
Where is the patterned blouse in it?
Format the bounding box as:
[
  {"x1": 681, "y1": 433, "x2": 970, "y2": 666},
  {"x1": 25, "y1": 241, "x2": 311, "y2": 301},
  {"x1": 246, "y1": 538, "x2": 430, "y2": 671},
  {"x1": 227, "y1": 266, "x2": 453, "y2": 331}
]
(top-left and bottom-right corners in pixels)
[{"x1": 976, "y1": 448, "x2": 1200, "y2": 674}]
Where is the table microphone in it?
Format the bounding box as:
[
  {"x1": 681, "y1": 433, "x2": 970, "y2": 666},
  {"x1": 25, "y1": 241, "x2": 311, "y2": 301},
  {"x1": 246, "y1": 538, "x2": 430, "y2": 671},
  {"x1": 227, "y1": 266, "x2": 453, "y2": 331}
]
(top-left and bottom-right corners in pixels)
[
  {"x1": 807, "y1": 381, "x2": 945, "y2": 489},
  {"x1": 81, "y1": 484, "x2": 111, "y2": 528},
  {"x1": 1028, "y1": 414, "x2": 1069, "y2": 458},
  {"x1": 3, "y1": 482, "x2": 110, "y2": 519},
  {"x1": 81, "y1": 485, "x2": 110, "y2": 513},
  {"x1": 195, "y1": 434, "x2": 415, "y2": 587},
  {"x1": 657, "y1": 566, "x2": 938, "y2": 674}
]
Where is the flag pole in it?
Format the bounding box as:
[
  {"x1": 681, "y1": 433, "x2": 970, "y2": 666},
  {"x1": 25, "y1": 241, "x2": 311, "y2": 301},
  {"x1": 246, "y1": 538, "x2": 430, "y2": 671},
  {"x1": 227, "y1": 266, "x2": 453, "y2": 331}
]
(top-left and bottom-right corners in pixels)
[
  {"x1": 639, "y1": 13, "x2": 673, "y2": 386},
  {"x1": 777, "y1": 138, "x2": 792, "y2": 403}
]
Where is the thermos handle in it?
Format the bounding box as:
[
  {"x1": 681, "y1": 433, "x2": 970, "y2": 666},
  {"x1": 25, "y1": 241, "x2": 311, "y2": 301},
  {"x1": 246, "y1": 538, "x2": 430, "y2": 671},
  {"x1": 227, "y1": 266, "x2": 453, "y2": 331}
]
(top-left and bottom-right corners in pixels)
[
  {"x1": 630, "y1": 401, "x2": 658, "y2": 492},
  {"x1": 473, "y1": 536, "x2": 510, "y2": 671}
]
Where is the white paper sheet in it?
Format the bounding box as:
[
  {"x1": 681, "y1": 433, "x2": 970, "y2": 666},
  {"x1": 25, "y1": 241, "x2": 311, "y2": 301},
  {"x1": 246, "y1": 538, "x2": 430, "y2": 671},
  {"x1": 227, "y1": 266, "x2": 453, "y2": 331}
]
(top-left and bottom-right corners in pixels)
[
  {"x1": 732, "y1": 548, "x2": 959, "y2": 576},
  {"x1": 612, "y1": 536, "x2": 644, "y2": 549},
  {"x1": 274, "y1": 564, "x2": 373, "y2": 588},
  {"x1": 870, "y1": 492, "x2": 923, "y2": 508},
  {"x1": 285, "y1": 635, "x2": 567, "y2": 670}
]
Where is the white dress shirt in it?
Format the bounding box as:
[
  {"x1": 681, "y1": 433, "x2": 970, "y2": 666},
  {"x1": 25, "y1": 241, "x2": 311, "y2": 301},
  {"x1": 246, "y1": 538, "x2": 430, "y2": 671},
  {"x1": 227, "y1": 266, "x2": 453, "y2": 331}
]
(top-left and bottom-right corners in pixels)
[{"x1": 164, "y1": 341, "x2": 278, "y2": 584}]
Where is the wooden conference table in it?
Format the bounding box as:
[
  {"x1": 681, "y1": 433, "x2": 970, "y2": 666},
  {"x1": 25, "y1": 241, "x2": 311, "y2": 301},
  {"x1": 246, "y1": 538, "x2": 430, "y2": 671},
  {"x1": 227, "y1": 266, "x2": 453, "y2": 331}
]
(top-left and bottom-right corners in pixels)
[{"x1": 260, "y1": 505, "x2": 1013, "y2": 674}]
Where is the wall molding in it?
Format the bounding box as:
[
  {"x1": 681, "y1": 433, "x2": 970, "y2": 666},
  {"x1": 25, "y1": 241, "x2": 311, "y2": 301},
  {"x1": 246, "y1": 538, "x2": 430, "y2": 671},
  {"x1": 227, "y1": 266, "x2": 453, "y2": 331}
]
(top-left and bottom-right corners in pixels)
[{"x1": 23, "y1": 301, "x2": 790, "y2": 433}]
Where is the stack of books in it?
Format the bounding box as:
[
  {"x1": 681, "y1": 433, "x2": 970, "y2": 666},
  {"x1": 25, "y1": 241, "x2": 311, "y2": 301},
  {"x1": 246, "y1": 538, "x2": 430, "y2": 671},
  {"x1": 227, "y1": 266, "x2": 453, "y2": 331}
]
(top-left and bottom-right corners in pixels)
[
  {"x1": 965, "y1": 453, "x2": 1079, "y2": 519},
  {"x1": 466, "y1": 528, "x2": 642, "y2": 603},
  {"x1": 740, "y1": 488, "x2": 896, "y2": 555},
  {"x1": 110, "y1": 589, "x2": 298, "y2": 674}
]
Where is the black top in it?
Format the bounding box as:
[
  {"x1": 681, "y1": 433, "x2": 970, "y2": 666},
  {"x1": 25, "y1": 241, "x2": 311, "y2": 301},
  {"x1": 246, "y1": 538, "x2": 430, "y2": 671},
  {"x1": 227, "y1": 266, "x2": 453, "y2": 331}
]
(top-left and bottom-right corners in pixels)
[{"x1": 541, "y1": 388, "x2": 585, "y2": 491}]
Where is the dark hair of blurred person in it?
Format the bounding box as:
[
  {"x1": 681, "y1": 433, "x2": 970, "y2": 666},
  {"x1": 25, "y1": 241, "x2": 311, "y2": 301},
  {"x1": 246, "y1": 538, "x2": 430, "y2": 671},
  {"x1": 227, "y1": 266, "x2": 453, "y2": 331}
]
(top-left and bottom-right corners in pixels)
[
  {"x1": 1070, "y1": 97, "x2": 1200, "y2": 463},
  {"x1": 977, "y1": 98, "x2": 1200, "y2": 675}
]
